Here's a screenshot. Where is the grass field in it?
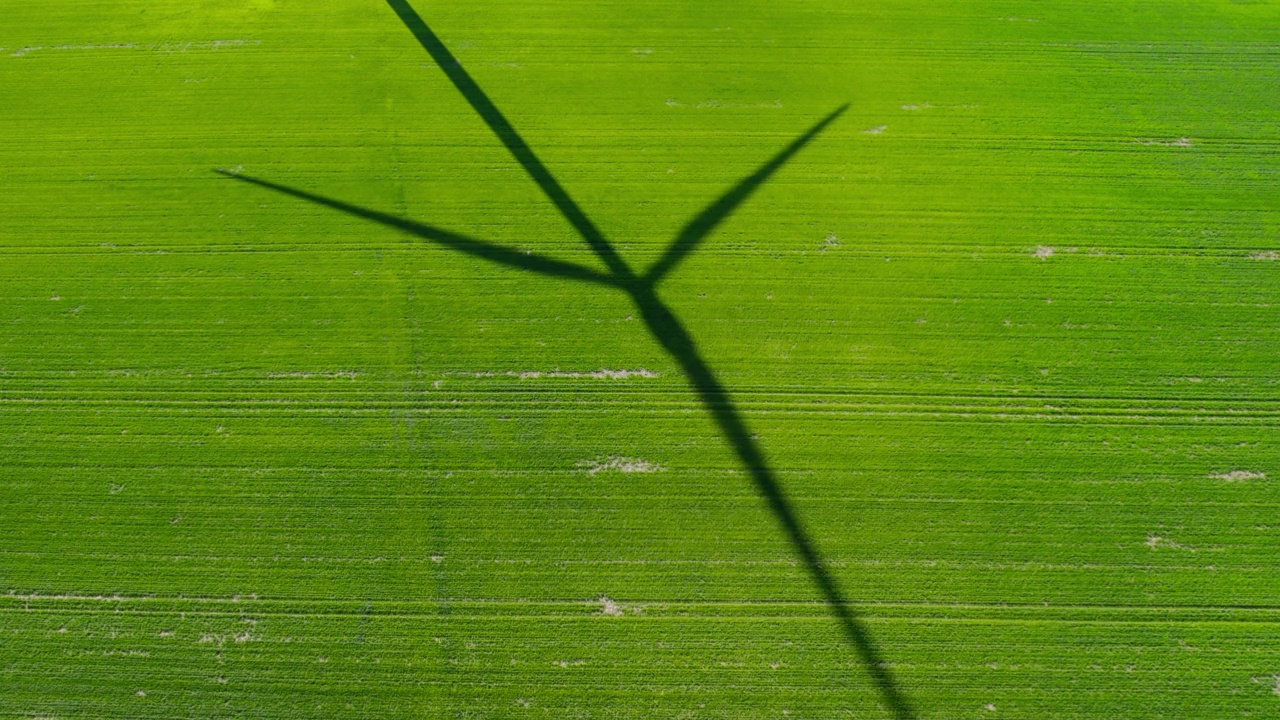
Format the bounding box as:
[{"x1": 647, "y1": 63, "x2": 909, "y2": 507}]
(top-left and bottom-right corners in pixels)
[{"x1": 4, "y1": 0, "x2": 1280, "y2": 717}]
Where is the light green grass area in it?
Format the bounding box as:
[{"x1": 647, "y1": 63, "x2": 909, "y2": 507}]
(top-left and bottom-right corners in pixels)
[{"x1": 3, "y1": 0, "x2": 1280, "y2": 717}]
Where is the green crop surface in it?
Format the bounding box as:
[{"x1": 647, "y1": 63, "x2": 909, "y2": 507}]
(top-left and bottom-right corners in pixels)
[{"x1": 3, "y1": 0, "x2": 1280, "y2": 717}]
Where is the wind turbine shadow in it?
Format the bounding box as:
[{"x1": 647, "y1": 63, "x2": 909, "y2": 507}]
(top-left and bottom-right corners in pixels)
[
  {"x1": 643, "y1": 104, "x2": 848, "y2": 285},
  {"x1": 383, "y1": 0, "x2": 632, "y2": 280},
  {"x1": 214, "y1": 169, "x2": 617, "y2": 288},
  {"x1": 216, "y1": 1, "x2": 916, "y2": 717},
  {"x1": 628, "y1": 284, "x2": 914, "y2": 718}
]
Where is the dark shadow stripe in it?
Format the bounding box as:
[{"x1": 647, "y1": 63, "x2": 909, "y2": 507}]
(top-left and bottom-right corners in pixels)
[
  {"x1": 631, "y1": 285, "x2": 915, "y2": 719},
  {"x1": 644, "y1": 104, "x2": 849, "y2": 285},
  {"x1": 384, "y1": 0, "x2": 634, "y2": 281},
  {"x1": 215, "y1": 170, "x2": 618, "y2": 288}
]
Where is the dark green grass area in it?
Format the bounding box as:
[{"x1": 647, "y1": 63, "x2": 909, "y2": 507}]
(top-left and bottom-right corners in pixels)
[{"x1": 3, "y1": 0, "x2": 1280, "y2": 717}]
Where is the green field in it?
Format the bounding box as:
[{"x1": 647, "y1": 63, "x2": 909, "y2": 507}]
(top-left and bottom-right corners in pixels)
[{"x1": 4, "y1": 1, "x2": 1280, "y2": 717}]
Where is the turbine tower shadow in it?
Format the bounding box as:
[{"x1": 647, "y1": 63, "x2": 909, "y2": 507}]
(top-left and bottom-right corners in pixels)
[{"x1": 217, "y1": 1, "x2": 914, "y2": 716}]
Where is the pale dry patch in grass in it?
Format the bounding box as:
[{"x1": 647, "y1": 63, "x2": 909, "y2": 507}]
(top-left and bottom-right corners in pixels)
[
  {"x1": 1135, "y1": 137, "x2": 1192, "y2": 147},
  {"x1": 577, "y1": 456, "x2": 664, "y2": 475},
  {"x1": 102, "y1": 649, "x2": 149, "y2": 657},
  {"x1": 597, "y1": 595, "x2": 643, "y2": 616},
  {"x1": 10, "y1": 43, "x2": 137, "y2": 57},
  {"x1": 10, "y1": 592, "x2": 128, "y2": 602},
  {"x1": 466, "y1": 369, "x2": 658, "y2": 380},
  {"x1": 1250, "y1": 251, "x2": 1279, "y2": 261},
  {"x1": 156, "y1": 39, "x2": 261, "y2": 54},
  {"x1": 862, "y1": 125, "x2": 887, "y2": 134},
  {"x1": 11, "y1": 40, "x2": 258, "y2": 57},
  {"x1": 267, "y1": 371, "x2": 358, "y2": 379},
  {"x1": 694, "y1": 99, "x2": 782, "y2": 109},
  {"x1": 599, "y1": 596, "x2": 624, "y2": 616},
  {"x1": 1210, "y1": 470, "x2": 1265, "y2": 482},
  {"x1": 1146, "y1": 535, "x2": 1194, "y2": 551},
  {"x1": 1034, "y1": 245, "x2": 1055, "y2": 259}
]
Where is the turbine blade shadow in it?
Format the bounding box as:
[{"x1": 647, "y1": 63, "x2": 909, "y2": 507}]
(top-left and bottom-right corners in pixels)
[
  {"x1": 259, "y1": 2, "x2": 919, "y2": 715},
  {"x1": 214, "y1": 170, "x2": 617, "y2": 288},
  {"x1": 632, "y1": 287, "x2": 915, "y2": 719},
  {"x1": 384, "y1": 0, "x2": 635, "y2": 281},
  {"x1": 643, "y1": 104, "x2": 849, "y2": 285}
]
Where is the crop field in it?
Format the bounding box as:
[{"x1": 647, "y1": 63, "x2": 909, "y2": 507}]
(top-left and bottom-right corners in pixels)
[{"x1": 3, "y1": 0, "x2": 1280, "y2": 717}]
